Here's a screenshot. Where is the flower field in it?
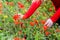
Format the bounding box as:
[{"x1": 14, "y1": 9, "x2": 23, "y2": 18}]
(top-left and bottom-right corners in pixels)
[{"x1": 0, "y1": 0, "x2": 60, "y2": 40}]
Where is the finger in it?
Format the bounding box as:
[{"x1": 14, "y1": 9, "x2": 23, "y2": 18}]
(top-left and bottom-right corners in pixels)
[
  {"x1": 47, "y1": 22, "x2": 52, "y2": 27},
  {"x1": 47, "y1": 23, "x2": 50, "y2": 27},
  {"x1": 20, "y1": 15, "x2": 24, "y2": 19},
  {"x1": 44, "y1": 21, "x2": 48, "y2": 26}
]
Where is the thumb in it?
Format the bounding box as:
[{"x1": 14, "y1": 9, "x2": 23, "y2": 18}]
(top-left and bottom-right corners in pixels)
[
  {"x1": 18, "y1": 13, "x2": 24, "y2": 19},
  {"x1": 44, "y1": 21, "x2": 48, "y2": 26}
]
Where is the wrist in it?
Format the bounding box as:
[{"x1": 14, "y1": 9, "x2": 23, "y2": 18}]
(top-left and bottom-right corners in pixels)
[
  {"x1": 44, "y1": 18, "x2": 53, "y2": 27},
  {"x1": 49, "y1": 18, "x2": 54, "y2": 23}
]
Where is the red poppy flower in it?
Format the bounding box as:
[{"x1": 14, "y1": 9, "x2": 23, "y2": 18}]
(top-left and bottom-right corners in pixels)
[
  {"x1": 40, "y1": 20, "x2": 45, "y2": 24},
  {"x1": 0, "y1": 2, "x2": 3, "y2": 11},
  {"x1": 13, "y1": 14, "x2": 20, "y2": 20},
  {"x1": 44, "y1": 26, "x2": 48, "y2": 31},
  {"x1": 30, "y1": 22, "x2": 35, "y2": 26},
  {"x1": 45, "y1": 31, "x2": 50, "y2": 36},
  {"x1": 9, "y1": 2, "x2": 14, "y2": 6},
  {"x1": 13, "y1": 37, "x2": 20, "y2": 40},
  {"x1": 18, "y1": 2, "x2": 24, "y2": 9},
  {"x1": 0, "y1": 2, "x2": 2, "y2": 8}
]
